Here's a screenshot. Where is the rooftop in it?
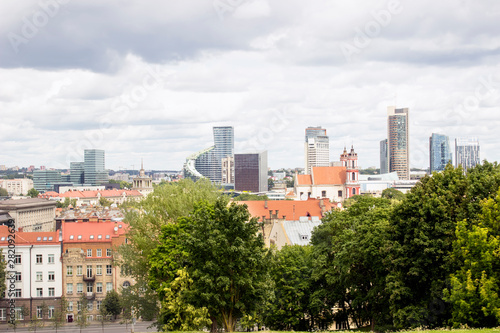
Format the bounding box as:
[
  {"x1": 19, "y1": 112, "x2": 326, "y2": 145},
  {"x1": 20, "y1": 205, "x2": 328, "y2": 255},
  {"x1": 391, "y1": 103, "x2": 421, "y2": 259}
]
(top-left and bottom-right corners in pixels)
[
  {"x1": 0, "y1": 225, "x2": 59, "y2": 245},
  {"x1": 238, "y1": 198, "x2": 334, "y2": 221}
]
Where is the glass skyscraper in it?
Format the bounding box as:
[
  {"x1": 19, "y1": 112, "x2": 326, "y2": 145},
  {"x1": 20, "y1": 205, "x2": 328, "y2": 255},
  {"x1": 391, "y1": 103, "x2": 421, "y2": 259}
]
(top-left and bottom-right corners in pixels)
[
  {"x1": 387, "y1": 106, "x2": 410, "y2": 180},
  {"x1": 304, "y1": 126, "x2": 330, "y2": 175},
  {"x1": 429, "y1": 133, "x2": 452, "y2": 173},
  {"x1": 455, "y1": 137, "x2": 480, "y2": 172},
  {"x1": 83, "y1": 149, "x2": 108, "y2": 185}
]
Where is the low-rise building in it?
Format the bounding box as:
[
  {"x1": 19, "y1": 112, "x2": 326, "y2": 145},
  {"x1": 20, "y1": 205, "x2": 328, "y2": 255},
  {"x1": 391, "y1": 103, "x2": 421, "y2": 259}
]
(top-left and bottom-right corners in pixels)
[
  {"x1": 0, "y1": 227, "x2": 62, "y2": 323},
  {"x1": 0, "y1": 178, "x2": 34, "y2": 196},
  {"x1": 61, "y1": 220, "x2": 131, "y2": 322},
  {"x1": 39, "y1": 189, "x2": 143, "y2": 207},
  {"x1": 0, "y1": 198, "x2": 56, "y2": 232}
]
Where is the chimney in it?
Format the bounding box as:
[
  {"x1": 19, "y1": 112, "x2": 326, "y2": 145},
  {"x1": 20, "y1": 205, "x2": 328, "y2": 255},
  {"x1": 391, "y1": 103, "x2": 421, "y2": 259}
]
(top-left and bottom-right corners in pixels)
[
  {"x1": 275, "y1": 210, "x2": 279, "y2": 219},
  {"x1": 264, "y1": 200, "x2": 268, "y2": 209},
  {"x1": 269, "y1": 210, "x2": 273, "y2": 218},
  {"x1": 282, "y1": 215, "x2": 286, "y2": 220}
]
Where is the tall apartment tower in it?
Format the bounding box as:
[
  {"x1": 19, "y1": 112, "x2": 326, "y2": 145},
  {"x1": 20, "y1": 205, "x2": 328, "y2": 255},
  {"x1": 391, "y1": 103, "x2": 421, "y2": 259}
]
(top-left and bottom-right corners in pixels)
[
  {"x1": 430, "y1": 133, "x2": 452, "y2": 173},
  {"x1": 213, "y1": 126, "x2": 234, "y2": 183},
  {"x1": 304, "y1": 127, "x2": 330, "y2": 175},
  {"x1": 387, "y1": 106, "x2": 410, "y2": 180},
  {"x1": 84, "y1": 149, "x2": 108, "y2": 185},
  {"x1": 455, "y1": 137, "x2": 480, "y2": 172},
  {"x1": 234, "y1": 151, "x2": 268, "y2": 193},
  {"x1": 380, "y1": 139, "x2": 389, "y2": 174}
]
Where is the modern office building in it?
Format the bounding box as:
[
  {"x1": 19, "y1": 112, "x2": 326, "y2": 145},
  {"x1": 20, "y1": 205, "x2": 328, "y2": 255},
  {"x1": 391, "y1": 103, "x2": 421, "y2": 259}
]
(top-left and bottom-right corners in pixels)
[
  {"x1": 380, "y1": 139, "x2": 389, "y2": 174},
  {"x1": 84, "y1": 149, "x2": 108, "y2": 185},
  {"x1": 430, "y1": 133, "x2": 452, "y2": 173},
  {"x1": 183, "y1": 126, "x2": 234, "y2": 184},
  {"x1": 70, "y1": 162, "x2": 85, "y2": 185},
  {"x1": 455, "y1": 137, "x2": 480, "y2": 172},
  {"x1": 387, "y1": 107, "x2": 410, "y2": 180},
  {"x1": 234, "y1": 151, "x2": 268, "y2": 193},
  {"x1": 304, "y1": 127, "x2": 330, "y2": 175},
  {"x1": 33, "y1": 170, "x2": 62, "y2": 192}
]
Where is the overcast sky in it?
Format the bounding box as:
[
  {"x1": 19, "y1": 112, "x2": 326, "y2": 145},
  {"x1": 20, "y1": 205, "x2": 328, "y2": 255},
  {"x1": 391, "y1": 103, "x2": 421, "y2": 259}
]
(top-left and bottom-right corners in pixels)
[{"x1": 1, "y1": 0, "x2": 499, "y2": 171}]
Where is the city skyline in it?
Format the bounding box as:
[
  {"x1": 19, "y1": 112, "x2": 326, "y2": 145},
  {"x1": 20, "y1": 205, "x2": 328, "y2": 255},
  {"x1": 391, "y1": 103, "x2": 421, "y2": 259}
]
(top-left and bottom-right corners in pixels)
[{"x1": 1, "y1": 1, "x2": 499, "y2": 170}]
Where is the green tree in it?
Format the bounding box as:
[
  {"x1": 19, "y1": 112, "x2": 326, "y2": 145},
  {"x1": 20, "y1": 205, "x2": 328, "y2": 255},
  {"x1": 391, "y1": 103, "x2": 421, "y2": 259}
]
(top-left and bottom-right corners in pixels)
[
  {"x1": 118, "y1": 179, "x2": 221, "y2": 319},
  {"x1": 76, "y1": 294, "x2": 89, "y2": 332},
  {"x1": 312, "y1": 196, "x2": 393, "y2": 330},
  {"x1": 444, "y1": 189, "x2": 500, "y2": 327},
  {"x1": 156, "y1": 268, "x2": 212, "y2": 331},
  {"x1": 265, "y1": 245, "x2": 316, "y2": 331},
  {"x1": 98, "y1": 305, "x2": 110, "y2": 333},
  {"x1": 234, "y1": 193, "x2": 269, "y2": 201},
  {"x1": 381, "y1": 187, "x2": 405, "y2": 201},
  {"x1": 27, "y1": 188, "x2": 39, "y2": 198},
  {"x1": 99, "y1": 196, "x2": 112, "y2": 207},
  {"x1": 51, "y1": 297, "x2": 68, "y2": 332},
  {"x1": 149, "y1": 198, "x2": 270, "y2": 332},
  {"x1": 102, "y1": 290, "x2": 121, "y2": 320},
  {"x1": 0, "y1": 249, "x2": 6, "y2": 297},
  {"x1": 0, "y1": 187, "x2": 8, "y2": 196},
  {"x1": 120, "y1": 181, "x2": 133, "y2": 189},
  {"x1": 268, "y1": 178, "x2": 274, "y2": 191}
]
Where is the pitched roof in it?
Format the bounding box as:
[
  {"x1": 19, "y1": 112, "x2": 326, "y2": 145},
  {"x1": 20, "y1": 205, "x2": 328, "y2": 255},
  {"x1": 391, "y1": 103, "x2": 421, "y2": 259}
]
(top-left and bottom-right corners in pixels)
[
  {"x1": 42, "y1": 189, "x2": 143, "y2": 199},
  {"x1": 0, "y1": 225, "x2": 59, "y2": 245},
  {"x1": 238, "y1": 199, "x2": 333, "y2": 221},
  {"x1": 296, "y1": 174, "x2": 312, "y2": 185},
  {"x1": 311, "y1": 166, "x2": 346, "y2": 185},
  {"x1": 283, "y1": 219, "x2": 322, "y2": 246},
  {"x1": 62, "y1": 221, "x2": 128, "y2": 243}
]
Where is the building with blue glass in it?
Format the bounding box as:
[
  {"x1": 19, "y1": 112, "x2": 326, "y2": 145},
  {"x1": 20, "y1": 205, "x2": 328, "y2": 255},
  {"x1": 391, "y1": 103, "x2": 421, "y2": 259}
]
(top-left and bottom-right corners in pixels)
[{"x1": 429, "y1": 133, "x2": 452, "y2": 173}]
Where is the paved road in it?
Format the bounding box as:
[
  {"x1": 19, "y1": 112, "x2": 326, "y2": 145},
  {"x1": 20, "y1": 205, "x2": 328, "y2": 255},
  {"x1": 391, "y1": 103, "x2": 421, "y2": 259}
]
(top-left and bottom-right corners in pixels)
[{"x1": 0, "y1": 321, "x2": 158, "y2": 332}]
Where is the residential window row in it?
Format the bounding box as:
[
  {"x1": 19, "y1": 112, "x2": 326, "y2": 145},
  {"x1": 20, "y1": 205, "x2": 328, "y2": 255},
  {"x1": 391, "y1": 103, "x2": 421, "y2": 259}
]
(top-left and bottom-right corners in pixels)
[
  {"x1": 34, "y1": 253, "x2": 56, "y2": 264},
  {"x1": 35, "y1": 271, "x2": 55, "y2": 281},
  {"x1": 67, "y1": 282, "x2": 112, "y2": 294},
  {"x1": 85, "y1": 248, "x2": 112, "y2": 257},
  {"x1": 66, "y1": 264, "x2": 112, "y2": 276},
  {"x1": 35, "y1": 287, "x2": 55, "y2": 297}
]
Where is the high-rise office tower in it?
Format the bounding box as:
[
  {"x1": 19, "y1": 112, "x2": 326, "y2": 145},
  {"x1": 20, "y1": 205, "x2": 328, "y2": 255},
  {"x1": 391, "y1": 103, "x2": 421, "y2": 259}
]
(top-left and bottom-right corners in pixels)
[
  {"x1": 455, "y1": 137, "x2": 480, "y2": 172},
  {"x1": 430, "y1": 133, "x2": 452, "y2": 173},
  {"x1": 84, "y1": 149, "x2": 108, "y2": 185},
  {"x1": 387, "y1": 106, "x2": 410, "y2": 180},
  {"x1": 213, "y1": 126, "x2": 234, "y2": 183},
  {"x1": 304, "y1": 126, "x2": 330, "y2": 175},
  {"x1": 380, "y1": 139, "x2": 389, "y2": 174},
  {"x1": 70, "y1": 162, "x2": 85, "y2": 185},
  {"x1": 234, "y1": 151, "x2": 268, "y2": 193}
]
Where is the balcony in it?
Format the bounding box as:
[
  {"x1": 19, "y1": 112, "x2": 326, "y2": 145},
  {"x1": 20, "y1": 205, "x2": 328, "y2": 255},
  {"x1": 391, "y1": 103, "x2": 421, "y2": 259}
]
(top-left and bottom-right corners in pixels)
[
  {"x1": 83, "y1": 275, "x2": 95, "y2": 282},
  {"x1": 86, "y1": 292, "x2": 95, "y2": 300}
]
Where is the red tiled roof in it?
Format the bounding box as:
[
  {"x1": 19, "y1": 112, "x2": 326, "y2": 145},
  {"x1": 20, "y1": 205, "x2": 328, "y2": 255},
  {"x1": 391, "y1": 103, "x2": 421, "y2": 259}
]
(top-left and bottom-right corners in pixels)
[
  {"x1": 44, "y1": 189, "x2": 143, "y2": 199},
  {"x1": 238, "y1": 199, "x2": 332, "y2": 221},
  {"x1": 0, "y1": 225, "x2": 59, "y2": 245},
  {"x1": 311, "y1": 166, "x2": 346, "y2": 185},
  {"x1": 62, "y1": 221, "x2": 128, "y2": 243},
  {"x1": 296, "y1": 174, "x2": 312, "y2": 185}
]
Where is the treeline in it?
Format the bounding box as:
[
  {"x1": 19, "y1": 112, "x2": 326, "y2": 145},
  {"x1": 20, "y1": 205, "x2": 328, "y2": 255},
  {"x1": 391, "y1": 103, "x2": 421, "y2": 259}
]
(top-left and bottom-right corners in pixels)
[{"x1": 118, "y1": 163, "x2": 500, "y2": 331}]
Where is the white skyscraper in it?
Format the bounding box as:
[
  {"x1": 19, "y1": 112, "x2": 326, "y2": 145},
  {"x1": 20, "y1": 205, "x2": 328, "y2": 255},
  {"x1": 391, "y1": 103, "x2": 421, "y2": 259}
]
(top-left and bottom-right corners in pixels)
[
  {"x1": 304, "y1": 127, "x2": 330, "y2": 175},
  {"x1": 455, "y1": 137, "x2": 480, "y2": 172}
]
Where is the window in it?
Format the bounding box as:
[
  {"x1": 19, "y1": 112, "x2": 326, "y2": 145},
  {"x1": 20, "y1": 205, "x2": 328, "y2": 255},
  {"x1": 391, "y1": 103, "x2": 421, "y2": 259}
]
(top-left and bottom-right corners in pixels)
[
  {"x1": 87, "y1": 249, "x2": 92, "y2": 257},
  {"x1": 106, "y1": 265, "x2": 112, "y2": 275},
  {"x1": 0, "y1": 308, "x2": 6, "y2": 321},
  {"x1": 352, "y1": 172, "x2": 356, "y2": 181},
  {"x1": 86, "y1": 265, "x2": 93, "y2": 277},
  {"x1": 67, "y1": 283, "x2": 73, "y2": 294},
  {"x1": 36, "y1": 254, "x2": 42, "y2": 264},
  {"x1": 88, "y1": 302, "x2": 93, "y2": 311},
  {"x1": 77, "y1": 283, "x2": 83, "y2": 293},
  {"x1": 77, "y1": 301, "x2": 81, "y2": 311},
  {"x1": 15, "y1": 271, "x2": 21, "y2": 281},
  {"x1": 48, "y1": 288, "x2": 55, "y2": 297},
  {"x1": 338, "y1": 190, "x2": 343, "y2": 198},
  {"x1": 48, "y1": 306, "x2": 54, "y2": 319},
  {"x1": 14, "y1": 255, "x2": 21, "y2": 264},
  {"x1": 96, "y1": 282, "x2": 103, "y2": 293},
  {"x1": 96, "y1": 249, "x2": 102, "y2": 257},
  {"x1": 15, "y1": 289, "x2": 21, "y2": 298},
  {"x1": 14, "y1": 307, "x2": 23, "y2": 320},
  {"x1": 96, "y1": 301, "x2": 102, "y2": 310},
  {"x1": 36, "y1": 272, "x2": 43, "y2": 281},
  {"x1": 123, "y1": 281, "x2": 130, "y2": 288},
  {"x1": 352, "y1": 188, "x2": 356, "y2": 195},
  {"x1": 77, "y1": 265, "x2": 82, "y2": 276},
  {"x1": 48, "y1": 271, "x2": 55, "y2": 281},
  {"x1": 67, "y1": 266, "x2": 73, "y2": 276},
  {"x1": 48, "y1": 254, "x2": 55, "y2": 264},
  {"x1": 36, "y1": 288, "x2": 43, "y2": 297},
  {"x1": 321, "y1": 190, "x2": 327, "y2": 197},
  {"x1": 67, "y1": 302, "x2": 73, "y2": 312},
  {"x1": 106, "y1": 282, "x2": 113, "y2": 292},
  {"x1": 106, "y1": 248, "x2": 112, "y2": 257},
  {"x1": 87, "y1": 283, "x2": 93, "y2": 293},
  {"x1": 37, "y1": 306, "x2": 43, "y2": 318},
  {"x1": 96, "y1": 265, "x2": 102, "y2": 275}
]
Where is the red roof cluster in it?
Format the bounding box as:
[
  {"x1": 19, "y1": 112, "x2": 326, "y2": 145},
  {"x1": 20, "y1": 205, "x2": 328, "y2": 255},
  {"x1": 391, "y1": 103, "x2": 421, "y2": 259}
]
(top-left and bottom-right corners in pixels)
[
  {"x1": 238, "y1": 198, "x2": 334, "y2": 221},
  {"x1": 0, "y1": 225, "x2": 59, "y2": 245},
  {"x1": 62, "y1": 221, "x2": 128, "y2": 243}
]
